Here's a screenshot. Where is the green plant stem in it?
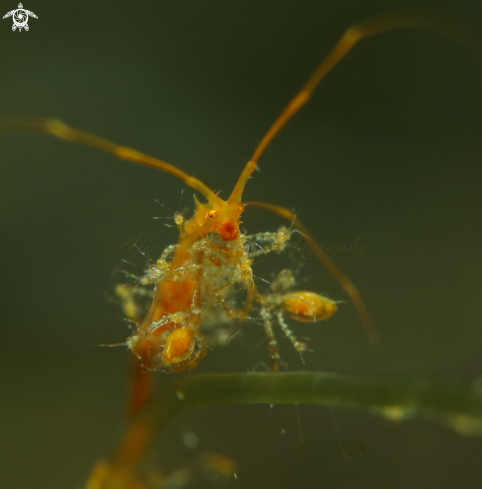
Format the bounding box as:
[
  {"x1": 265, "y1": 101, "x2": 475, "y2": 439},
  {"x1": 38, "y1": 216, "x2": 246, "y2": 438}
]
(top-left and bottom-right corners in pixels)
[{"x1": 100, "y1": 371, "x2": 482, "y2": 489}]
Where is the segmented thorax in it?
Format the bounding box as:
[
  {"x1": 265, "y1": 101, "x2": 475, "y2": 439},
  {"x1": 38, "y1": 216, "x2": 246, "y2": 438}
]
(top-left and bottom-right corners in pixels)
[{"x1": 125, "y1": 201, "x2": 253, "y2": 373}]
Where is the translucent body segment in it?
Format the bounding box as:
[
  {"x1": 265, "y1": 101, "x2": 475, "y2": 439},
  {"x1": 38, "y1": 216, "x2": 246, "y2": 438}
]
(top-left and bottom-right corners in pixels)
[
  {"x1": 277, "y1": 312, "x2": 308, "y2": 354},
  {"x1": 245, "y1": 226, "x2": 293, "y2": 257},
  {"x1": 260, "y1": 309, "x2": 280, "y2": 372}
]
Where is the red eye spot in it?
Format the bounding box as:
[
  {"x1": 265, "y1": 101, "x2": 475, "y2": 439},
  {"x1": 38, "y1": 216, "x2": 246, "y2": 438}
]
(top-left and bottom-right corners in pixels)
[
  {"x1": 218, "y1": 221, "x2": 238, "y2": 241},
  {"x1": 208, "y1": 210, "x2": 216, "y2": 218}
]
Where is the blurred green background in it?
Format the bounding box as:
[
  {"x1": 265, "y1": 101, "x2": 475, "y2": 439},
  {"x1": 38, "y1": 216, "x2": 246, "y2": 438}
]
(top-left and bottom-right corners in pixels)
[{"x1": 1, "y1": 0, "x2": 482, "y2": 488}]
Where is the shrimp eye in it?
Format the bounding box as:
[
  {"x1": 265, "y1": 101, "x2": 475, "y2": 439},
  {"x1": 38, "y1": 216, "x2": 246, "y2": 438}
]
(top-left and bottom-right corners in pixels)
[{"x1": 208, "y1": 210, "x2": 216, "y2": 218}]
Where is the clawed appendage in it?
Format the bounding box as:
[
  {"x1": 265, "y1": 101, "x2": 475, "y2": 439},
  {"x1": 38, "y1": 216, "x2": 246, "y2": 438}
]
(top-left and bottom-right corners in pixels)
[
  {"x1": 115, "y1": 222, "x2": 339, "y2": 374},
  {"x1": 255, "y1": 269, "x2": 339, "y2": 371}
]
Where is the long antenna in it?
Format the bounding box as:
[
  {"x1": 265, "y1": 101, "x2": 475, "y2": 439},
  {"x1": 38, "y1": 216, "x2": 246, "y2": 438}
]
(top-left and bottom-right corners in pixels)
[
  {"x1": 230, "y1": 9, "x2": 482, "y2": 202},
  {"x1": 0, "y1": 118, "x2": 223, "y2": 205}
]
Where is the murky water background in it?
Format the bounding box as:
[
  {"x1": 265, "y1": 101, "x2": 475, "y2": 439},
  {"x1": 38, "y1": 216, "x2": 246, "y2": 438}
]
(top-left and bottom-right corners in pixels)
[{"x1": 1, "y1": 1, "x2": 482, "y2": 488}]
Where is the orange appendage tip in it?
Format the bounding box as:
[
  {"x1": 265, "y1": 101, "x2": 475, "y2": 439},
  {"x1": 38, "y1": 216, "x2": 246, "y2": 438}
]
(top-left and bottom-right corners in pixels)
[
  {"x1": 282, "y1": 291, "x2": 338, "y2": 323},
  {"x1": 162, "y1": 328, "x2": 195, "y2": 363}
]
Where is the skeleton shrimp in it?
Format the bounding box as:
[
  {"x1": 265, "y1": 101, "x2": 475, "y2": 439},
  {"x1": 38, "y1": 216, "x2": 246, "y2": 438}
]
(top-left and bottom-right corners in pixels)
[{"x1": 2, "y1": 10, "x2": 481, "y2": 417}]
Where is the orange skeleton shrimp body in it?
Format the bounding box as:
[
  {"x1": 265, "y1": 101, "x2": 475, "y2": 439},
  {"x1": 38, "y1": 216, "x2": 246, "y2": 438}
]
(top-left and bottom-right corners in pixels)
[
  {"x1": 121, "y1": 181, "x2": 251, "y2": 412},
  {"x1": 2, "y1": 10, "x2": 482, "y2": 420}
]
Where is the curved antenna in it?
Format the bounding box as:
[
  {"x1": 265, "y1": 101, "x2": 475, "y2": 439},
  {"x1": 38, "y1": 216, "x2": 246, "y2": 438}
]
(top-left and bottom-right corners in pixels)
[
  {"x1": 243, "y1": 201, "x2": 378, "y2": 344},
  {"x1": 229, "y1": 9, "x2": 482, "y2": 202},
  {"x1": 0, "y1": 118, "x2": 223, "y2": 205}
]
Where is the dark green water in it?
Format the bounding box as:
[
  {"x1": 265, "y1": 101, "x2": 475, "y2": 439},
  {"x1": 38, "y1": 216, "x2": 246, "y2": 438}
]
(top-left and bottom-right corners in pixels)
[{"x1": 1, "y1": 1, "x2": 482, "y2": 488}]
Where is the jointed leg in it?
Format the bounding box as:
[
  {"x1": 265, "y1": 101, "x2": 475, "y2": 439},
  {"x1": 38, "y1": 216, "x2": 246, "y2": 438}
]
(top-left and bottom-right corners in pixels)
[
  {"x1": 277, "y1": 311, "x2": 309, "y2": 364},
  {"x1": 245, "y1": 226, "x2": 293, "y2": 258},
  {"x1": 204, "y1": 283, "x2": 238, "y2": 320},
  {"x1": 260, "y1": 309, "x2": 280, "y2": 371}
]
